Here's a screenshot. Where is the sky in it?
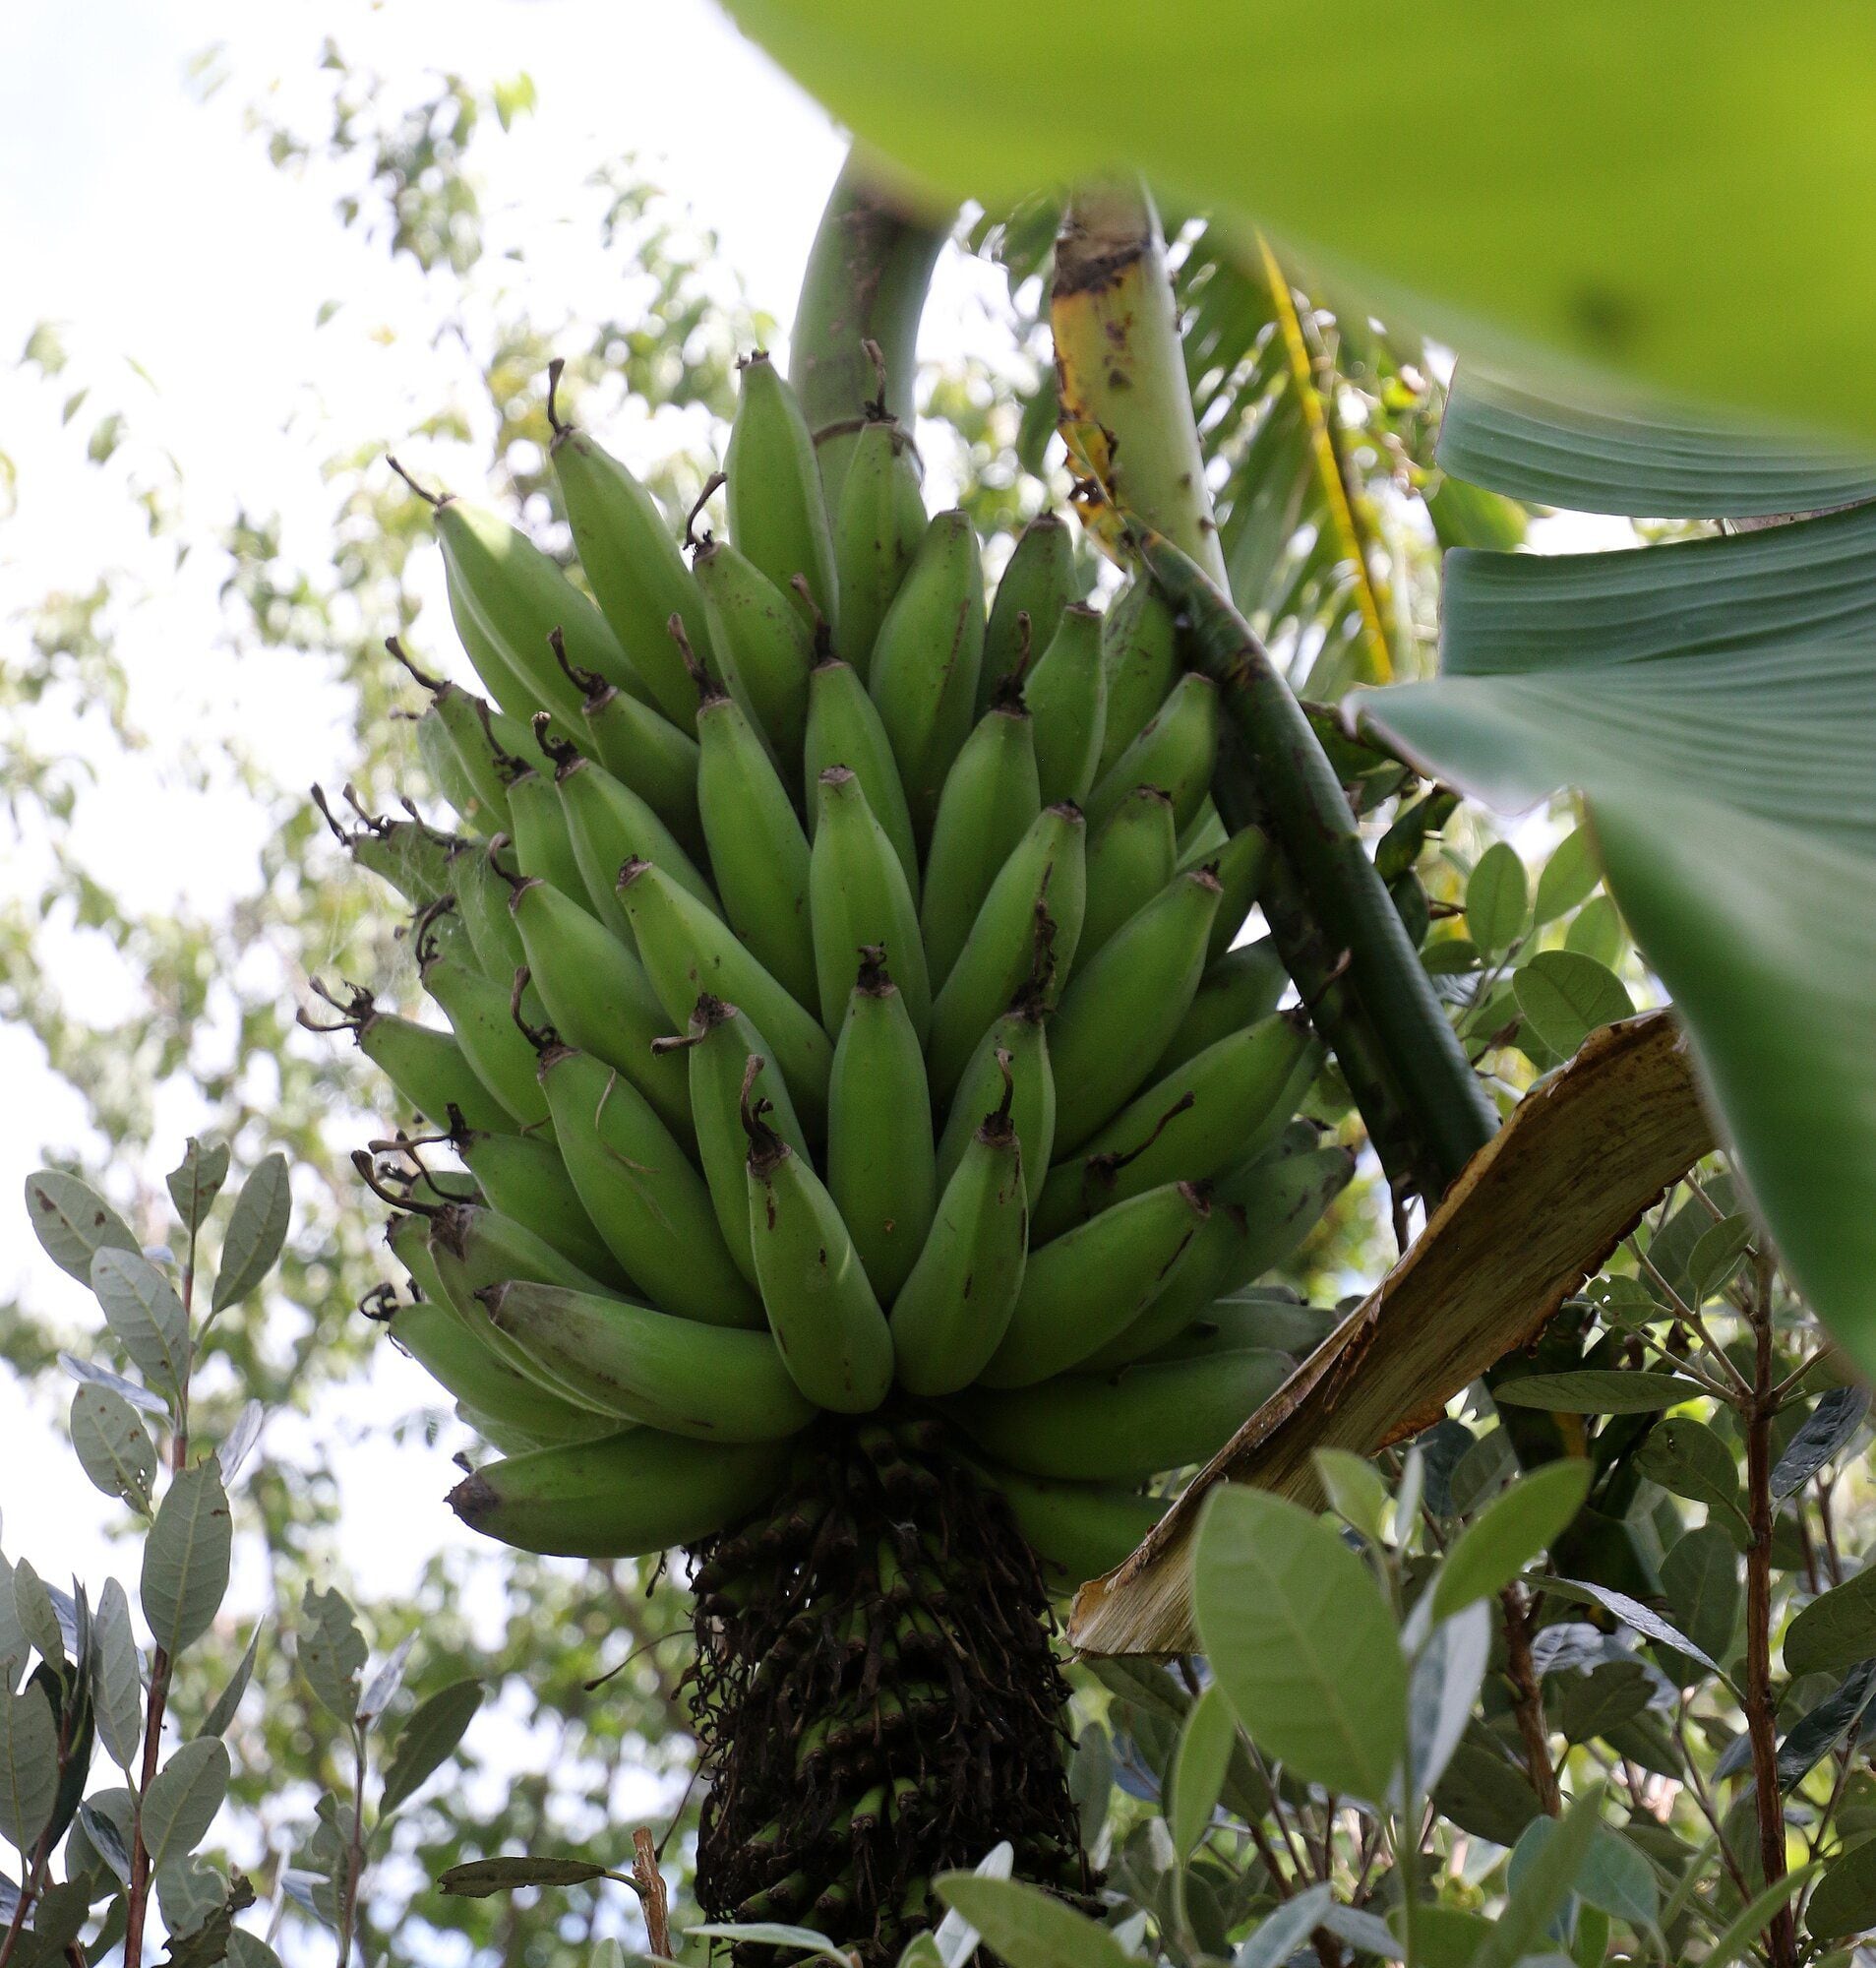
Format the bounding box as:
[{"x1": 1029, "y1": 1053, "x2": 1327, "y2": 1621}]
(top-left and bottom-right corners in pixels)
[{"x1": 0, "y1": 0, "x2": 891, "y2": 1878}]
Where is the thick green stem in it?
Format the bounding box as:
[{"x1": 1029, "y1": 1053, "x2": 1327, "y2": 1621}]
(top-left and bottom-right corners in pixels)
[
  {"x1": 1146, "y1": 535, "x2": 1499, "y2": 1198},
  {"x1": 790, "y1": 147, "x2": 952, "y2": 508}
]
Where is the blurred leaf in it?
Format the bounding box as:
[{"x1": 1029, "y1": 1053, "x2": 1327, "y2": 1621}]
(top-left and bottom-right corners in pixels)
[
  {"x1": 211, "y1": 1155, "x2": 290, "y2": 1313},
  {"x1": 58, "y1": 1354, "x2": 167, "y2": 1419},
  {"x1": 214, "y1": 1403, "x2": 264, "y2": 1488},
  {"x1": 380, "y1": 1679, "x2": 483, "y2": 1816},
  {"x1": 1546, "y1": 1578, "x2": 1724, "y2": 1677},
  {"x1": 1806, "y1": 1839, "x2": 1876, "y2": 1939},
  {"x1": 438, "y1": 1855, "x2": 613, "y2": 1897},
  {"x1": 1405, "y1": 1602, "x2": 1490, "y2": 1797},
  {"x1": 1193, "y1": 1487, "x2": 1405, "y2": 1805},
  {"x1": 1432, "y1": 1458, "x2": 1591, "y2": 1619},
  {"x1": 357, "y1": 1632, "x2": 414, "y2": 1725},
  {"x1": 1785, "y1": 1567, "x2": 1876, "y2": 1679},
  {"x1": 1494, "y1": 1372, "x2": 1704, "y2": 1414},
  {"x1": 70, "y1": 1384, "x2": 157, "y2": 1513},
  {"x1": 1772, "y1": 1386, "x2": 1870, "y2": 1500},
  {"x1": 1533, "y1": 830, "x2": 1599, "y2": 927},
  {"x1": 1236, "y1": 1886, "x2": 1332, "y2": 1968},
  {"x1": 1470, "y1": 1789, "x2": 1602, "y2": 1968},
  {"x1": 142, "y1": 1462, "x2": 231, "y2": 1655},
  {"x1": 298, "y1": 1588, "x2": 366, "y2": 1724},
  {"x1": 1698, "y1": 1865, "x2": 1818, "y2": 1965},
  {"x1": 1312, "y1": 1448, "x2": 1389, "y2": 1544},
  {"x1": 164, "y1": 1140, "x2": 230, "y2": 1238},
  {"x1": 199, "y1": 1624, "x2": 262, "y2": 1741},
  {"x1": 24, "y1": 1173, "x2": 138, "y2": 1285},
  {"x1": 1438, "y1": 366, "x2": 1876, "y2": 517}
]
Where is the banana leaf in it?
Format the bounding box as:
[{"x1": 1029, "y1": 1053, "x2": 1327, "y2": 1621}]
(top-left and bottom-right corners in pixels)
[
  {"x1": 722, "y1": 0, "x2": 1876, "y2": 440},
  {"x1": 1069, "y1": 1013, "x2": 1711, "y2": 1655}
]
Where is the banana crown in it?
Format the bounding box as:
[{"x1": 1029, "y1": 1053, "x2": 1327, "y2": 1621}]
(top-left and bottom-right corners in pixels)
[{"x1": 326, "y1": 353, "x2": 1349, "y2": 1568}]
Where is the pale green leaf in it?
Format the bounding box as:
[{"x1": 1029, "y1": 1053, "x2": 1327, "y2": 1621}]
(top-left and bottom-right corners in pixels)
[
  {"x1": 1431, "y1": 1458, "x2": 1590, "y2": 1619},
  {"x1": 379, "y1": 1679, "x2": 483, "y2": 1815},
  {"x1": 164, "y1": 1139, "x2": 230, "y2": 1239},
  {"x1": 932, "y1": 1875, "x2": 1135, "y2": 1968},
  {"x1": 212, "y1": 1154, "x2": 290, "y2": 1313},
  {"x1": 1312, "y1": 1449, "x2": 1389, "y2": 1544},
  {"x1": 1466, "y1": 841, "x2": 1528, "y2": 954},
  {"x1": 24, "y1": 1172, "x2": 138, "y2": 1285},
  {"x1": 142, "y1": 1737, "x2": 230, "y2": 1873},
  {"x1": 142, "y1": 1461, "x2": 232, "y2": 1655},
  {"x1": 91, "y1": 1579, "x2": 144, "y2": 1769},
  {"x1": 1192, "y1": 1486, "x2": 1406, "y2": 1805},
  {"x1": 90, "y1": 1248, "x2": 189, "y2": 1400},
  {"x1": 1467, "y1": 1787, "x2": 1603, "y2": 1968},
  {"x1": 199, "y1": 1623, "x2": 262, "y2": 1740},
  {"x1": 298, "y1": 1587, "x2": 365, "y2": 1723},
  {"x1": 1784, "y1": 1565, "x2": 1876, "y2": 1679},
  {"x1": 11, "y1": 1562, "x2": 65, "y2": 1676},
  {"x1": 1532, "y1": 830, "x2": 1599, "y2": 926},
  {"x1": 1167, "y1": 1682, "x2": 1235, "y2": 1856},
  {"x1": 1493, "y1": 1372, "x2": 1703, "y2": 1414},
  {"x1": 1405, "y1": 1602, "x2": 1490, "y2": 1798},
  {"x1": 0, "y1": 1682, "x2": 58, "y2": 1853},
  {"x1": 1236, "y1": 1886, "x2": 1333, "y2": 1968},
  {"x1": 70, "y1": 1384, "x2": 157, "y2": 1513},
  {"x1": 1513, "y1": 953, "x2": 1633, "y2": 1058}
]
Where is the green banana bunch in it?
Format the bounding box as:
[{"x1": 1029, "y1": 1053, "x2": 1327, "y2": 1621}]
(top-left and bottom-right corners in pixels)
[{"x1": 330, "y1": 349, "x2": 1351, "y2": 1579}]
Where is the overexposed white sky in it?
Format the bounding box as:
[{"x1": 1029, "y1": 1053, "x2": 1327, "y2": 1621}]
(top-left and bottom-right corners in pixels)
[{"x1": 0, "y1": 0, "x2": 909, "y2": 1888}]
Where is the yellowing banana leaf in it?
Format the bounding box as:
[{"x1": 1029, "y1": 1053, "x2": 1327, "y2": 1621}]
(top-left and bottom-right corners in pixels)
[
  {"x1": 1361, "y1": 644, "x2": 1876, "y2": 1373},
  {"x1": 1438, "y1": 367, "x2": 1876, "y2": 519},
  {"x1": 723, "y1": 0, "x2": 1876, "y2": 440},
  {"x1": 1069, "y1": 1012, "x2": 1712, "y2": 1656}
]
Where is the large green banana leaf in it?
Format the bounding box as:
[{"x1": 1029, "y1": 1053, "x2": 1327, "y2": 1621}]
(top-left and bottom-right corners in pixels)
[
  {"x1": 1438, "y1": 369, "x2": 1876, "y2": 519},
  {"x1": 722, "y1": 0, "x2": 1876, "y2": 440},
  {"x1": 1357, "y1": 383, "x2": 1876, "y2": 1370}
]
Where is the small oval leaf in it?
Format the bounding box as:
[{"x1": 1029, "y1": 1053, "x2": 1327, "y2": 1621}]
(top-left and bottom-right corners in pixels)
[
  {"x1": 25, "y1": 1172, "x2": 138, "y2": 1284},
  {"x1": 142, "y1": 1462, "x2": 232, "y2": 1656},
  {"x1": 71, "y1": 1384, "x2": 157, "y2": 1513},
  {"x1": 212, "y1": 1155, "x2": 291, "y2": 1314}
]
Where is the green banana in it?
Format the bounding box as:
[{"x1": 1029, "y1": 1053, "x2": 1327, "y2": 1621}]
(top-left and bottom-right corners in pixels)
[
  {"x1": 1213, "y1": 1141, "x2": 1359, "y2": 1294},
  {"x1": 1076, "y1": 784, "x2": 1178, "y2": 975},
  {"x1": 1204, "y1": 823, "x2": 1273, "y2": 962},
  {"x1": 934, "y1": 994, "x2": 1054, "y2": 1208},
  {"x1": 539, "y1": 1042, "x2": 762, "y2": 1327},
  {"x1": 309, "y1": 983, "x2": 513, "y2": 1133},
  {"x1": 925, "y1": 802, "x2": 1086, "y2": 1105},
  {"x1": 826, "y1": 951, "x2": 936, "y2": 1304},
  {"x1": 452, "y1": 839, "x2": 528, "y2": 981},
  {"x1": 1154, "y1": 937, "x2": 1290, "y2": 1077},
  {"x1": 952, "y1": 1346, "x2": 1295, "y2": 1482},
  {"x1": 414, "y1": 700, "x2": 486, "y2": 830},
  {"x1": 1076, "y1": 1198, "x2": 1251, "y2": 1373},
  {"x1": 979, "y1": 512, "x2": 1074, "y2": 713},
  {"x1": 450, "y1": 1124, "x2": 630, "y2": 1289},
  {"x1": 1146, "y1": 1289, "x2": 1337, "y2": 1363},
  {"x1": 726, "y1": 350, "x2": 839, "y2": 636},
  {"x1": 505, "y1": 763, "x2": 594, "y2": 918},
  {"x1": 418, "y1": 482, "x2": 646, "y2": 714},
  {"x1": 552, "y1": 738, "x2": 719, "y2": 925},
  {"x1": 1021, "y1": 603, "x2": 1106, "y2": 806},
  {"x1": 547, "y1": 374, "x2": 710, "y2": 729},
  {"x1": 830, "y1": 414, "x2": 925, "y2": 680},
  {"x1": 973, "y1": 1462, "x2": 1166, "y2": 1584},
  {"x1": 317, "y1": 792, "x2": 454, "y2": 906},
  {"x1": 380, "y1": 1284, "x2": 613, "y2": 1445},
  {"x1": 1177, "y1": 799, "x2": 1229, "y2": 869},
  {"x1": 674, "y1": 994, "x2": 810, "y2": 1288},
  {"x1": 506, "y1": 874, "x2": 694, "y2": 1141},
  {"x1": 810, "y1": 769, "x2": 930, "y2": 1039},
  {"x1": 889, "y1": 1055, "x2": 1026, "y2": 1396},
  {"x1": 618, "y1": 857, "x2": 833, "y2": 1138},
  {"x1": 1047, "y1": 865, "x2": 1221, "y2": 1153},
  {"x1": 690, "y1": 532, "x2": 816, "y2": 765},
  {"x1": 482, "y1": 1280, "x2": 814, "y2": 1442},
  {"x1": 1032, "y1": 1011, "x2": 1320, "y2": 1239},
  {"x1": 980, "y1": 1182, "x2": 1208, "y2": 1388},
  {"x1": 694, "y1": 658, "x2": 818, "y2": 1010},
  {"x1": 1095, "y1": 577, "x2": 1180, "y2": 778},
  {"x1": 744, "y1": 1076, "x2": 894, "y2": 1412},
  {"x1": 867, "y1": 509, "x2": 986, "y2": 839},
  {"x1": 548, "y1": 629, "x2": 702, "y2": 854},
  {"x1": 426, "y1": 1200, "x2": 623, "y2": 1408},
  {"x1": 450, "y1": 1429, "x2": 791, "y2": 1560},
  {"x1": 1084, "y1": 670, "x2": 1219, "y2": 835},
  {"x1": 803, "y1": 655, "x2": 921, "y2": 901},
  {"x1": 393, "y1": 645, "x2": 515, "y2": 830},
  {"x1": 917, "y1": 689, "x2": 1041, "y2": 992},
  {"x1": 415, "y1": 917, "x2": 552, "y2": 1128}
]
